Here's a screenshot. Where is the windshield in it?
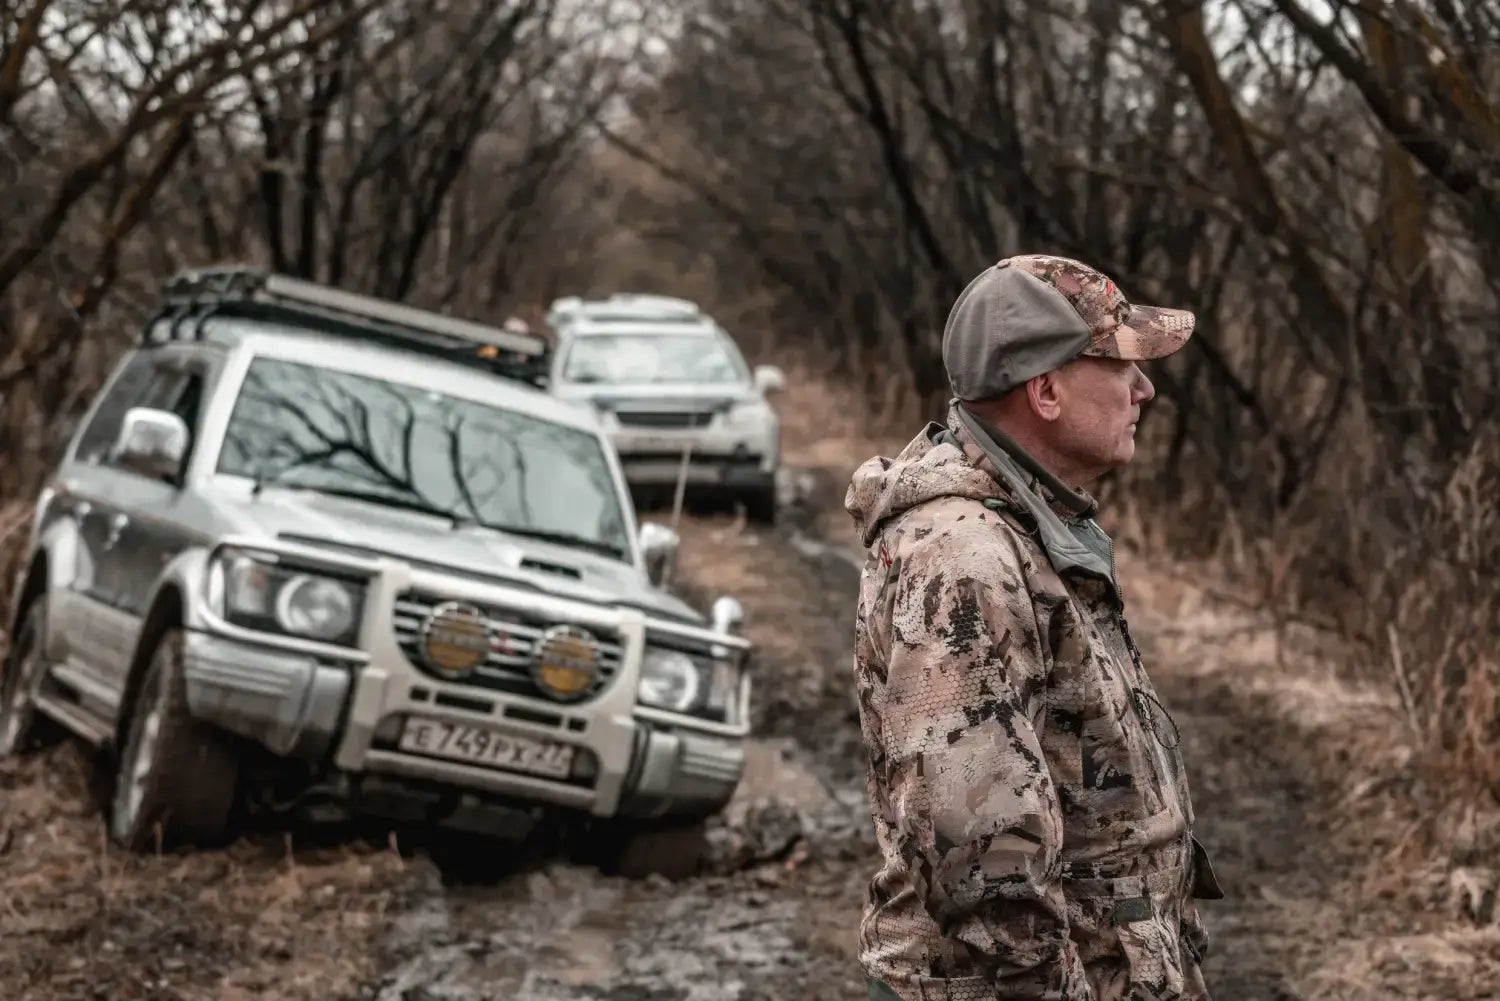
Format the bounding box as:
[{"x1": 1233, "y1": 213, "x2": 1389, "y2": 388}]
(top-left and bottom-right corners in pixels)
[
  {"x1": 216, "y1": 356, "x2": 632, "y2": 559},
  {"x1": 562, "y1": 332, "x2": 747, "y2": 385}
]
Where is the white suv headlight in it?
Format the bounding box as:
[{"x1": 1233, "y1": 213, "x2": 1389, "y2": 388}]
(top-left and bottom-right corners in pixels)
[
  {"x1": 637, "y1": 640, "x2": 745, "y2": 722},
  {"x1": 638, "y1": 647, "x2": 701, "y2": 712},
  {"x1": 722, "y1": 399, "x2": 770, "y2": 430},
  {"x1": 210, "y1": 550, "x2": 366, "y2": 646},
  {"x1": 276, "y1": 575, "x2": 357, "y2": 641}
]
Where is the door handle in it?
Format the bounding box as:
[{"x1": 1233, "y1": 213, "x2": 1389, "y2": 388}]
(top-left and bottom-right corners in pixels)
[{"x1": 103, "y1": 513, "x2": 129, "y2": 550}]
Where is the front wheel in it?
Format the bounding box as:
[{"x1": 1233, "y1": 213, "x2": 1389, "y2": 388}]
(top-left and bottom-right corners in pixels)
[
  {"x1": 741, "y1": 482, "x2": 777, "y2": 526},
  {"x1": 0, "y1": 600, "x2": 64, "y2": 757},
  {"x1": 109, "y1": 629, "x2": 241, "y2": 852},
  {"x1": 599, "y1": 817, "x2": 711, "y2": 881}
]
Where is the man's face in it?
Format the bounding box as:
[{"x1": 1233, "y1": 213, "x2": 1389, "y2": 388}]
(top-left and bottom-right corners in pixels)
[{"x1": 1047, "y1": 357, "x2": 1155, "y2": 478}]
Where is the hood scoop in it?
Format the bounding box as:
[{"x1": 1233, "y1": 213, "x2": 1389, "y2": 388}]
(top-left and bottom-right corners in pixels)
[{"x1": 519, "y1": 556, "x2": 582, "y2": 580}]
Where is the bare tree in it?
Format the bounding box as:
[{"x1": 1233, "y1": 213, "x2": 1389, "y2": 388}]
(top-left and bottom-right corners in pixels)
[{"x1": 602, "y1": 0, "x2": 1500, "y2": 784}]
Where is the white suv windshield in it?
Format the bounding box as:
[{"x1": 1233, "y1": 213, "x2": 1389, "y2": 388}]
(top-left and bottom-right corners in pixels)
[
  {"x1": 216, "y1": 356, "x2": 632, "y2": 559},
  {"x1": 562, "y1": 333, "x2": 746, "y2": 385}
]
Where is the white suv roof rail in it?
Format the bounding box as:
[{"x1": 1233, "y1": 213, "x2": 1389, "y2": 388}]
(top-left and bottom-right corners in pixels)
[
  {"x1": 147, "y1": 267, "x2": 550, "y2": 386},
  {"x1": 547, "y1": 292, "x2": 703, "y2": 328}
]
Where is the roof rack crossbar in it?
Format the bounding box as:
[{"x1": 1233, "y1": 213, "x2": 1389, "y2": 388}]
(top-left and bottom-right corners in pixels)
[{"x1": 159, "y1": 267, "x2": 548, "y2": 359}]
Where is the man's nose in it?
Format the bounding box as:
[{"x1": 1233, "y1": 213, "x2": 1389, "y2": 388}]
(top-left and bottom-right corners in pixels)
[{"x1": 1133, "y1": 368, "x2": 1155, "y2": 404}]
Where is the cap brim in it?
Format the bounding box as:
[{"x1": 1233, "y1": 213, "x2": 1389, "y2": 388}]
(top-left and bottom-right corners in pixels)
[{"x1": 1083, "y1": 304, "x2": 1195, "y2": 362}]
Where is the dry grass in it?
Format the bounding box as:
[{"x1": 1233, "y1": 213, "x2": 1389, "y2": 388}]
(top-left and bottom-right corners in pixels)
[
  {"x1": 0, "y1": 743, "x2": 423, "y2": 1001},
  {"x1": 1119, "y1": 547, "x2": 1500, "y2": 998},
  {"x1": 771, "y1": 350, "x2": 920, "y2": 473},
  {"x1": 766, "y1": 352, "x2": 925, "y2": 547}
]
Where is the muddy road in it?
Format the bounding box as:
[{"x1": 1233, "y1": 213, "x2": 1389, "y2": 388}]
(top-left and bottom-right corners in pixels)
[{"x1": 4, "y1": 459, "x2": 1498, "y2": 1001}]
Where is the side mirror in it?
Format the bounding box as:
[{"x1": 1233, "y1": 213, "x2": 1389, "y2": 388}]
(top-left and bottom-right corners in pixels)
[
  {"x1": 711, "y1": 595, "x2": 744, "y2": 635},
  {"x1": 753, "y1": 364, "x2": 786, "y2": 394},
  {"x1": 109, "y1": 407, "x2": 188, "y2": 482},
  {"x1": 639, "y1": 521, "x2": 680, "y2": 588}
]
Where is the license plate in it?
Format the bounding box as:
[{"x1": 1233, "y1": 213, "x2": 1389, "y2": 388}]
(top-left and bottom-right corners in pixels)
[
  {"x1": 620, "y1": 434, "x2": 697, "y2": 454},
  {"x1": 397, "y1": 718, "x2": 575, "y2": 779}
]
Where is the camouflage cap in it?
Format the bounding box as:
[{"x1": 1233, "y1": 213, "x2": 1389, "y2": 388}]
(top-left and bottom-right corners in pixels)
[{"x1": 942, "y1": 254, "x2": 1196, "y2": 401}]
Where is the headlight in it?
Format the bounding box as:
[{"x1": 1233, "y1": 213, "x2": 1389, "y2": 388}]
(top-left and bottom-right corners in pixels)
[
  {"x1": 722, "y1": 399, "x2": 769, "y2": 430},
  {"x1": 211, "y1": 551, "x2": 365, "y2": 645},
  {"x1": 638, "y1": 647, "x2": 700, "y2": 712},
  {"x1": 276, "y1": 575, "x2": 356, "y2": 641},
  {"x1": 637, "y1": 641, "x2": 745, "y2": 722}
]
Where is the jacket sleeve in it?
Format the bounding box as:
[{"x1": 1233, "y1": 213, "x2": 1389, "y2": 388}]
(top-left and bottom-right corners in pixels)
[{"x1": 879, "y1": 525, "x2": 1092, "y2": 1000}]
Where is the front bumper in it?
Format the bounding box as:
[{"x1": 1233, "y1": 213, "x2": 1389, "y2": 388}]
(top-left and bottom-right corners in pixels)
[
  {"x1": 607, "y1": 423, "x2": 778, "y2": 488},
  {"x1": 182, "y1": 540, "x2": 750, "y2": 823}
]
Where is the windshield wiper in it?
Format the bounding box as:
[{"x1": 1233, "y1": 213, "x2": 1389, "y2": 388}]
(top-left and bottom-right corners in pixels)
[
  {"x1": 252, "y1": 455, "x2": 320, "y2": 495},
  {"x1": 315, "y1": 487, "x2": 473, "y2": 527},
  {"x1": 482, "y1": 523, "x2": 627, "y2": 560},
  {"x1": 263, "y1": 482, "x2": 470, "y2": 528}
]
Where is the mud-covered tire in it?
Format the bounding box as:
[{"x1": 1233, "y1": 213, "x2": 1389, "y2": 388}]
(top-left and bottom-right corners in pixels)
[
  {"x1": 0, "y1": 600, "x2": 65, "y2": 757},
  {"x1": 609, "y1": 818, "x2": 710, "y2": 881},
  {"x1": 108, "y1": 629, "x2": 241, "y2": 852},
  {"x1": 742, "y1": 483, "x2": 777, "y2": 526}
]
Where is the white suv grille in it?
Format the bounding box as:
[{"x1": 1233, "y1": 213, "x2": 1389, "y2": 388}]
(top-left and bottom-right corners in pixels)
[
  {"x1": 392, "y1": 591, "x2": 624, "y2": 700},
  {"x1": 615, "y1": 410, "x2": 714, "y2": 429}
]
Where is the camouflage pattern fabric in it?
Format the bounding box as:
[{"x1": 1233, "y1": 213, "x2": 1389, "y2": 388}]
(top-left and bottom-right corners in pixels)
[
  {"x1": 844, "y1": 405, "x2": 1218, "y2": 1001},
  {"x1": 1002, "y1": 255, "x2": 1196, "y2": 363}
]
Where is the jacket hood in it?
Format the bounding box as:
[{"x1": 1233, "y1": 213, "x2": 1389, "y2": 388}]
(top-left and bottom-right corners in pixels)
[
  {"x1": 844, "y1": 405, "x2": 1120, "y2": 596},
  {"x1": 844, "y1": 419, "x2": 1000, "y2": 548}
]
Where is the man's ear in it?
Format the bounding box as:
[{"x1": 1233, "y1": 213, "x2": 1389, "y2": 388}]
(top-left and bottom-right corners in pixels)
[{"x1": 1025, "y1": 371, "x2": 1064, "y2": 423}]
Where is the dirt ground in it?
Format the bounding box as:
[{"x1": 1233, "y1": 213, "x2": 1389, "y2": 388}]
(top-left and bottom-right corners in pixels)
[{"x1": 4, "y1": 402, "x2": 1500, "y2": 1000}]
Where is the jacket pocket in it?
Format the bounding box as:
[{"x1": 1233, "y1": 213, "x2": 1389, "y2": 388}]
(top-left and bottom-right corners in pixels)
[
  {"x1": 1111, "y1": 900, "x2": 1187, "y2": 1001},
  {"x1": 1062, "y1": 867, "x2": 1191, "y2": 1001}
]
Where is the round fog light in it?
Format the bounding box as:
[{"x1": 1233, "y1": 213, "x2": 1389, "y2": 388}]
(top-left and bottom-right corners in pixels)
[{"x1": 532, "y1": 625, "x2": 601, "y2": 701}]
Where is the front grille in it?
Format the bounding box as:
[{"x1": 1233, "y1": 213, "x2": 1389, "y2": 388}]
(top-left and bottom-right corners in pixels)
[
  {"x1": 393, "y1": 592, "x2": 623, "y2": 701},
  {"x1": 620, "y1": 451, "x2": 764, "y2": 465},
  {"x1": 615, "y1": 410, "x2": 714, "y2": 429}
]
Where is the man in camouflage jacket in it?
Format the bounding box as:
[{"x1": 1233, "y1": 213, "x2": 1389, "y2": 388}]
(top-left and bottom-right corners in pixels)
[{"x1": 845, "y1": 255, "x2": 1223, "y2": 1001}]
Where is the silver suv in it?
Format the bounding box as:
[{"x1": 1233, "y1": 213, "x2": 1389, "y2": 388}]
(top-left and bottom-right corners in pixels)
[
  {"x1": 0, "y1": 270, "x2": 752, "y2": 873},
  {"x1": 545, "y1": 295, "x2": 785, "y2": 524}
]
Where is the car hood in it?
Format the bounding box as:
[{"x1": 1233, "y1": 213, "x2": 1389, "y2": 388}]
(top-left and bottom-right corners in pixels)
[{"x1": 211, "y1": 488, "x2": 706, "y2": 625}]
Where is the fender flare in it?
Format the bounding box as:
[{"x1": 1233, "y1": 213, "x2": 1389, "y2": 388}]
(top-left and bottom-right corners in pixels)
[
  {"x1": 112, "y1": 547, "x2": 212, "y2": 748},
  {"x1": 13, "y1": 517, "x2": 84, "y2": 662}
]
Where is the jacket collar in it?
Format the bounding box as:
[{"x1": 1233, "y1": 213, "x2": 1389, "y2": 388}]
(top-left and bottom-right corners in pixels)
[{"x1": 942, "y1": 401, "x2": 1121, "y2": 597}]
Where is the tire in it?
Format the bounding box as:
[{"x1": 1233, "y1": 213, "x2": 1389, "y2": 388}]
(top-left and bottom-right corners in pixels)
[
  {"x1": 742, "y1": 483, "x2": 777, "y2": 526},
  {"x1": 108, "y1": 628, "x2": 241, "y2": 852},
  {"x1": 0, "y1": 600, "x2": 65, "y2": 757},
  {"x1": 609, "y1": 818, "x2": 711, "y2": 881}
]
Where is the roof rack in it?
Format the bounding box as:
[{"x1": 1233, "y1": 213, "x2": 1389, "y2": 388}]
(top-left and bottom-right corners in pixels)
[
  {"x1": 143, "y1": 267, "x2": 551, "y2": 386},
  {"x1": 546, "y1": 292, "x2": 702, "y2": 330}
]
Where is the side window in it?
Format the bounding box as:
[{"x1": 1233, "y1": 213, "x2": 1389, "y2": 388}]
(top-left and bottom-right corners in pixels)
[
  {"x1": 157, "y1": 369, "x2": 206, "y2": 474},
  {"x1": 72, "y1": 351, "x2": 159, "y2": 465},
  {"x1": 101, "y1": 364, "x2": 208, "y2": 479}
]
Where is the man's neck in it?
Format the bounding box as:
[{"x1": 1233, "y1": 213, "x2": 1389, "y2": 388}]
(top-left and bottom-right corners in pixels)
[
  {"x1": 952, "y1": 403, "x2": 1097, "y2": 518},
  {"x1": 990, "y1": 424, "x2": 1093, "y2": 491}
]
